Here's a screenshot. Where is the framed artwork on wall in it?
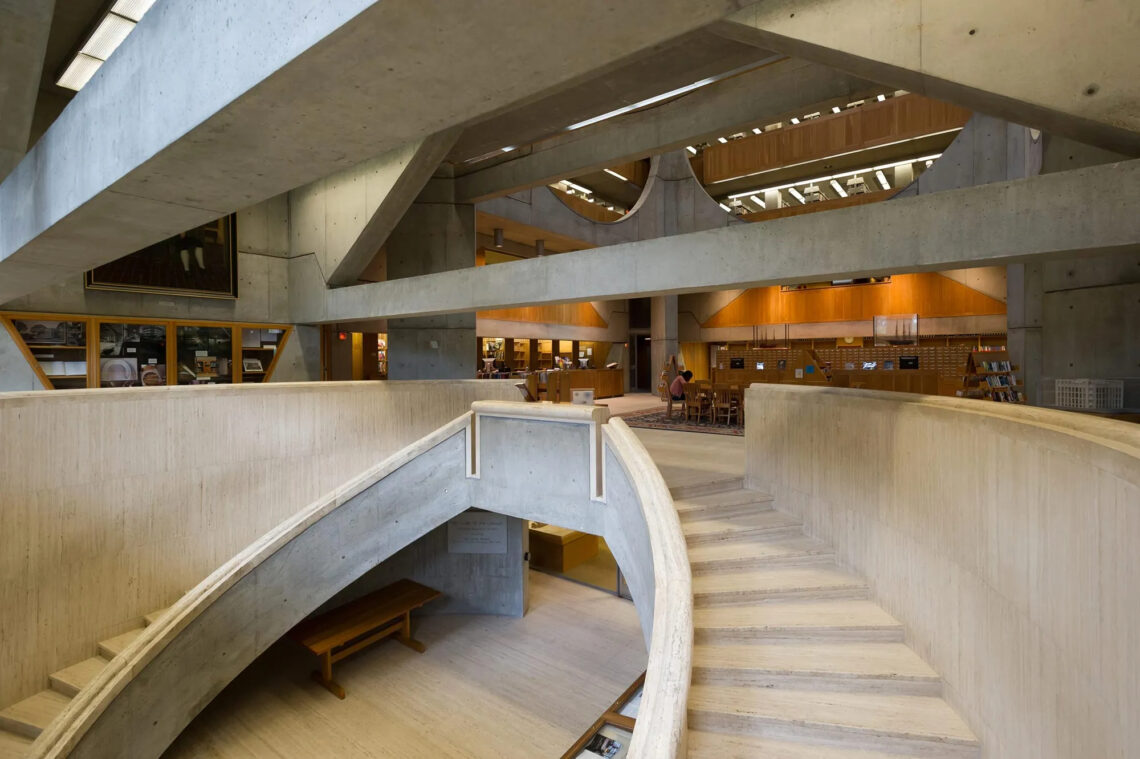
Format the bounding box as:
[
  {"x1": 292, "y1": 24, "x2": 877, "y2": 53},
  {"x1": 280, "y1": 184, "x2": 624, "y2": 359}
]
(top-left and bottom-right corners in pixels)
[{"x1": 85, "y1": 215, "x2": 238, "y2": 299}]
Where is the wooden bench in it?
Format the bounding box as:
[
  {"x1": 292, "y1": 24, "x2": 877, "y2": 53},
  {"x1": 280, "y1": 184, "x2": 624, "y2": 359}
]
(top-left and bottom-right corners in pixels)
[{"x1": 287, "y1": 578, "x2": 441, "y2": 698}]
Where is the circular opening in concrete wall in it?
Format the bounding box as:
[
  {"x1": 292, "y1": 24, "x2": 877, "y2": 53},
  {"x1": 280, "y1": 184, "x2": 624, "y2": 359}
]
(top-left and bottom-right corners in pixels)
[{"x1": 547, "y1": 159, "x2": 652, "y2": 224}]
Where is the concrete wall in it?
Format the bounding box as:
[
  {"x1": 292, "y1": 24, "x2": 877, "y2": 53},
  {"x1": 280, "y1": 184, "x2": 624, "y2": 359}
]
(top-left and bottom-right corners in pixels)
[
  {"x1": 0, "y1": 379, "x2": 518, "y2": 708},
  {"x1": 745, "y1": 384, "x2": 1140, "y2": 759}
]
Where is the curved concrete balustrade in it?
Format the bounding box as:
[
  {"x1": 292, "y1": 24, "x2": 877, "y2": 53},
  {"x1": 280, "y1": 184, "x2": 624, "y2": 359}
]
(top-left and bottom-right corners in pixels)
[
  {"x1": 0, "y1": 380, "x2": 518, "y2": 711},
  {"x1": 26, "y1": 402, "x2": 691, "y2": 759},
  {"x1": 744, "y1": 385, "x2": 1140, "y2": 759}
]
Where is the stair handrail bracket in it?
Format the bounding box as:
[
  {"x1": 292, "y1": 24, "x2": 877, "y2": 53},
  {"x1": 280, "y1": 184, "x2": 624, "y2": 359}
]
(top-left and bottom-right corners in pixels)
[{"x1": 604, "y1": 418, "x2": 693, "y2": 759}]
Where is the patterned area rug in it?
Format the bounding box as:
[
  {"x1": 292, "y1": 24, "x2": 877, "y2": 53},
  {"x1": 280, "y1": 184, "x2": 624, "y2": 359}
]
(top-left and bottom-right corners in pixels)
[{"x1": 616, "y1": 408, "x2": 744, "y2": 437}]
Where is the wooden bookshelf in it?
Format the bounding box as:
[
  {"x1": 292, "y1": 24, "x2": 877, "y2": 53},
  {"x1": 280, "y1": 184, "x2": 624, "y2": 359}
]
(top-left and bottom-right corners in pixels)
[{"x1": 960, "y1": 348, "x2": 1025, "y2": 403}]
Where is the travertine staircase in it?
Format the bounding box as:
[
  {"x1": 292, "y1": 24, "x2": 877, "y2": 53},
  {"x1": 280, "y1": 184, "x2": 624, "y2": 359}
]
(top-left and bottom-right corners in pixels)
[
  {"x1": 674, "y1": 480, "x2": 980, "y2": 758},
  {"x1": 0, "y1": 605, "x2": 171, "y2": 758}
]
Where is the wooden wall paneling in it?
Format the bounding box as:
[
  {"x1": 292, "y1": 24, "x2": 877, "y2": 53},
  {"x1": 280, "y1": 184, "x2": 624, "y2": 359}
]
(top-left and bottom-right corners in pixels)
[
  {"x1": 702, "y1": 93, "x2": 972, "y2": 184},
  {"x1": 477, "y1": 302, "x2": 609, "y2": 328},
  {"x1": 703, "y1": 274, "x2": 1006, "y2": 329},
  {"x1": 680, "y1": 342, "x2": 709, "y2": 380}
]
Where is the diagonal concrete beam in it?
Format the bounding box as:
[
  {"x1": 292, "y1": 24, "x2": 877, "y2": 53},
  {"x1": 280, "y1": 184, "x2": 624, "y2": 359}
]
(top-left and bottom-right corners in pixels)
[
  {"x1": 711, "y1": 0, "x2": 1140, "y2": 155},
  {"x1": 0, "y1": 0, "x2": 53, "y2": 181},
  {"x1": 0, "y1": 0, "x2": 765, "y2": 305},
  {"x1": 289, "y1": 128, "x2": 460, "y2": 287},
  {"x1": 296, "y1": 159, "x2": 1140, "y2": 323},
  {"x1": 455, "y1": 58, "x2": 871, "y2": 202}
]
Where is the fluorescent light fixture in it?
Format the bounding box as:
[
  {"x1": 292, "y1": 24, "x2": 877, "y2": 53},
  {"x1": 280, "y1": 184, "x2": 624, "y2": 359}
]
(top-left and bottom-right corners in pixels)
[
  {"x1": 501, "y1": 146, "x2": 516, "y2": 153},
  {"x1": 875, "y1": 170, "x2": 890, "y2": 190},
  {"x1": 719, "y1": 203, "x2": 732, "y2": 212},
  {"x1": 717, "y1": 137, "x2": 728, "y2": 144},
  {"x1": 790, "y1": 117, "x2": 800, "y2": 125},
  {"x1": 752, "y1": 127, "x2": 762, "y2": 134},
  {"x1": 561, "y1": 179, "x2": 593, "y2": 195},
  {"x1": 603, "y1": 168, "x2": 628, "y2": 181},
  {"x1": 563, "y1": 58, "x2": 779, "y2": 132},
  {"x1": 725, "y1": 153, "x2": 943, "y2": 200},
  {"x1": 81, "y1": 13, "x2": 136, "y2": 60},
  {"x1": 832, "y1": 106, "x2": 841, "y2": 114},
  {"x1": 749, "y1": 195, "x2": 766, "y2": 209},
  {"x1": 686, "y1": 145, "x2": 697, "y2": 154},
  {"x1": 830, "y1": 180, "x2": 848, "y2": 198},
  {"x1": 787, "y1": 188, "x2": 806, "y2": 204},
  {"x1": 926, "y1": 159, "x2": 934, "y2": 168},
  {"x1": 877, "y1": 94, "x2": 887, "y2": 102},
  {"x1": 56, "y1": 53, "x2": 102, "y2": 91},
  {"x1": 110, "y1": 0, "x2": 156, "y2": 22}
]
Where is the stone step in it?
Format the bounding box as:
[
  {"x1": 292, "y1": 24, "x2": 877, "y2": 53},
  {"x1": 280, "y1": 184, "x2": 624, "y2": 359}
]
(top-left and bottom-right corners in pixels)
[
  {"x1": 97, "y1": 627, "x2": 146, "y2": 659},
  {"x1": 0, "y1": 690, "x2": 71, "y2": 739},
  {"x1": 694, "y1": 599, "x2": 905, "y2": 644},
  {"x1": 0, "y1": 729, "x2": 32, "y2": 759},
  {"x1": 49, "y1": 656, "x2": 110, "y2": 698},
  {"x1": 692, "y1": 642, "x2": 941, "y2": 696},
  {"x1": 669, "y1": 475, "x2": 744, "y2": 501},
  {"x1": 143, "y1": 606, "x2": 172, "y2": 626},
  {"x1": 684, "y1": 511, "x2": 804, "y2": 546},
  {"x1": 689, "y1": 685, "x2": 979, "y2": 758},
  {"x1": 675, "y1": 489, "x2": 774, "y2": 523},
  {"x1": 693, "y1": 566, "x2": 867, "y2": 607},
  {"x1": 688, "y1": 730, "x2": 932, "y2": 758},
  {"x1": 689, "y1": 536, "x2": 834, "y2": 574}
]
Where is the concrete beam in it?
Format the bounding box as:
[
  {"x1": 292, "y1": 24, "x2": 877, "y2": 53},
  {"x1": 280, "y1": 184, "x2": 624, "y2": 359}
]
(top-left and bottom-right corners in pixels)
[
  {"x1": 297, "y1": 159, "x2": 1140, "y2": 323},
  {"x1": 455, "y1": 58, "x2": 871, "y2": 202},
  {"x1": 712, "y1": 0, "x2": 1140, "y2": 155},
  {"x1": 0, "y1": 0, "x2": 53, "y2": 181},
  {"x1": 0, "y1": 0, "x2": 764, "y2": 304},
  {"x1": 289, "y1": 128, "x2": 460, "y2": 286}
]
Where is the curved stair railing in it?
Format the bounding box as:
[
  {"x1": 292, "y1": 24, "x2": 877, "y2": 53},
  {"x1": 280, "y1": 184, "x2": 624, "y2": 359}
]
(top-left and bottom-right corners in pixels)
[{"x1": 26, "y1": 402, "x2": 692, "y2": 759}]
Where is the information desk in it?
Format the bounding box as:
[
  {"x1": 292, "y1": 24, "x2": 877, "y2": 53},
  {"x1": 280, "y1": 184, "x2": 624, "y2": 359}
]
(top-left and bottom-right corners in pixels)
[{"x1": 545, "y1": 368, "x2": 624, "y2": 401}]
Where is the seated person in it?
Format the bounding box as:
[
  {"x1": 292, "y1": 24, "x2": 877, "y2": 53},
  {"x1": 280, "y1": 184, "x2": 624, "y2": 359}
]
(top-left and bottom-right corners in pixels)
[{"x1": 669, "y1": 370, "x2": 693, "y2": 401}]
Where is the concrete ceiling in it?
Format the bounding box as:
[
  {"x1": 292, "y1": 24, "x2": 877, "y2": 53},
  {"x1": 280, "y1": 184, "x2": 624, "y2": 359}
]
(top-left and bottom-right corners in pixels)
[
  {"x1": 0, "y1": 0, "x2": 54, "y2": 179},
  {"x1": 0, "y1": 0, "x2": 770, "y2": 305}
]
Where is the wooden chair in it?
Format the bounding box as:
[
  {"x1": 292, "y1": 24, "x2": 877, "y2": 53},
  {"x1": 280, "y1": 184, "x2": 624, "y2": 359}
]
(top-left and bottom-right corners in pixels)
[
  {"x1": 711, "y1": 384, "x2": 735, "y2": 425},
  {"x1": 683, "y1": 383, "x2": 708, "y2": 423}
]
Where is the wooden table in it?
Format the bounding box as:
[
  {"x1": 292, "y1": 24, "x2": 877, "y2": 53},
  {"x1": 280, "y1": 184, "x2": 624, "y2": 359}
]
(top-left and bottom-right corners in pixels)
[{"x1": 287, "y1": 578, "x2": 441, "y2": 698}]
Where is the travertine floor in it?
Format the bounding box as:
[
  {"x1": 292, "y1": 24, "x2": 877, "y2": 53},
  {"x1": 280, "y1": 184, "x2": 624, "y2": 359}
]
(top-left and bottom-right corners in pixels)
[
  {"x1": 164, "y1": 572, "x2": 645, "y2": 758},
  {"x1": 632, "y1": 427, "x2": 745, "y2": 490}
]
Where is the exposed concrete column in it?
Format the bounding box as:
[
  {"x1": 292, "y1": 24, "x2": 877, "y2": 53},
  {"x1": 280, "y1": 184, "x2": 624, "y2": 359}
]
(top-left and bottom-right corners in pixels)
[
  {"x1": 1006, "y1": 263, "x2": 1044, "y2": 405},
  {"x1": 0, "y1": 1, "x2": 53, "y2": 181},
  {"x1": 651, "y1": 295, "x2": 679, "y2": 389},
  {"x1": 386, "y1": 180, "x2": 477, "y2": 379}
]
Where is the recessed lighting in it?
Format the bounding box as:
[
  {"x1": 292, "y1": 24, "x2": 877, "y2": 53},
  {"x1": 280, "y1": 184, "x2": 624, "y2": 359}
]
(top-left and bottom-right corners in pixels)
[
  {"x1": 110, "y1": 0, "x2": 156, "y2": 22},
  {"x1": 686, "y1": 145, "x2": 697, "y2": 155},
  {"x1": 501, "y1": 146, "x2": 516, "y2": 153},
  {"x1": 752, "y1": 127, "x2": 762, "y2": 134},
  {"x1": 749, "y1": 195, "x2": 766, "y2": 209},
  {"x1": 561, "y1": 180, "x2": 592, "y2": 195},
  {"x1": 719, "y1": 203, "x2": 732, "y2": 212},
  {"x1": 81, "y1": 13, "x2": 136, "y2": 60},
  {"x1": 832, "y1": 106, "x2": 841, "y2": 114},
  {"x1": 603, "y1": 168, "x2": 628, "y2": 182},
  {"x1": 830, "y1": 180, "x2": 848, "y2": 198},
  {"x1": 717, "y1": 137, "x2": 728, "y2": 144},
  {"x1": 875, "y1": 170, "x2": 890, "y2": 190},
  {"x1": 877, "y1": 94, "x2": 887, "y2": 102},
  {"x1": 56, "y1": 53, "x2": 102, "y2": 91},
  {"x1": 790, "y1": 117, "x2": 800, "y2": 125},
  {"x1": 788, "y1": 188, "x2": 806, "y2": 204}
]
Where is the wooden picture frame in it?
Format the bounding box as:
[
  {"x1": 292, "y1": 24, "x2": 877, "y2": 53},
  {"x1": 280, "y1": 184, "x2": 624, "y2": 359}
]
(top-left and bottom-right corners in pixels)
[{"x1": 85, "y1": 215, "x2": 239, "y2": 299}]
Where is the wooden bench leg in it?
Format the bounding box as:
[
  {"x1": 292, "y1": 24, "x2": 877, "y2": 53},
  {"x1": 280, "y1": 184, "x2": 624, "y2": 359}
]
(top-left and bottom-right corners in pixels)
[
  {"x1": 312, "y1": 651, "x2": 346, "y2": 699},
  {"x1": 396, "y1": 611, "x2": 427, "y2": 654}
]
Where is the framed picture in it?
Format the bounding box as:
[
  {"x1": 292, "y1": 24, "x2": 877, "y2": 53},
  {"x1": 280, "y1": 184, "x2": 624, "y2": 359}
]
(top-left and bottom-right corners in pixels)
[
  {"x1": 85, "y1": 215, "x2": 238, "y2": 299},
  {"x1": 242, "y1": 357, "x2": 264, "y2": 372}
]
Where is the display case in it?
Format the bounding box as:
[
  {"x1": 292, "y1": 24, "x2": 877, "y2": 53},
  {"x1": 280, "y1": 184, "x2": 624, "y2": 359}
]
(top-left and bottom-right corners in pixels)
[
  {"x1": 1, "y1": 312, "x2": 292, "y2": 390},
  {"x1": 98, "y1": 320, "x2": 167, "y2": 387},
  {"x1": 240, "y1": 327, "x2": 286, "y2": 383},
  {"x1": 377, "y1": 333, "x2": 388, "y2": 377},
  {"x1": 6, "y1": 317, "x2": 89, "y2": 389},
  {"x1": 562, "y1": 673, "x2": 644, "y2": 759}
]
